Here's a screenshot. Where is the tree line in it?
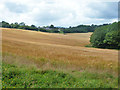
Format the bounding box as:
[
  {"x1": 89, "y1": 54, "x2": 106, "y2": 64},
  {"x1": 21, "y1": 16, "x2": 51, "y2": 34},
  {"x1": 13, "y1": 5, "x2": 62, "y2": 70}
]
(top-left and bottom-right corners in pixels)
[{"x1": 1, "y1": 21, "x2": 111, "y2": 33}]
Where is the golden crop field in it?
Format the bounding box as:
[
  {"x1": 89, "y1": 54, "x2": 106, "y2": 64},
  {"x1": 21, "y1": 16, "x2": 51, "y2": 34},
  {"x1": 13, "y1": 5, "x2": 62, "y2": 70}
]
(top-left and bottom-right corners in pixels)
[{"x1": 2, "y1": 28, "x2": 118, "y2": 75}]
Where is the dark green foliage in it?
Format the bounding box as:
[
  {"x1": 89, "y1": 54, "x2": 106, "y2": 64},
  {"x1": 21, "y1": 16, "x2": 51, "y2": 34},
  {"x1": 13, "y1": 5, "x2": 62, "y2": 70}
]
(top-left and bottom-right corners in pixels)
[
  {"x1": 49, "y1": 24, "x2": 54, "y2": 28},
  {"x1": 19, "y1": 22, "x2": 25, "y2": 26},
  {"x1": 1, "y1": 21, "x2": 111, "y2": 33},
  {"x1": 11, "y1": 22, "x2": 19, "y2": 28},
  {"x1": 90, "y1": 22, "x2": 120, "y2": 49},
  {"x1": 54, "y1": 24, "x2": 108, "y2": 33},
  {"x1": 1, "y1": 21, "x2": 38, "y2": 31},
  {"x1": 62, "y1": 25, "x2": 98, "y2": 33},
  {"x1": 2, "y1": 21, "x2": 11, "y2": 28}
]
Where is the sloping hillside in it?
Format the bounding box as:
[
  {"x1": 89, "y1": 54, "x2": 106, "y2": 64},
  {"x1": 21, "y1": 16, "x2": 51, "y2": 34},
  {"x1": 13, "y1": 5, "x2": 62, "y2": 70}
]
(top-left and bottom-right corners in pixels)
[
  {"x1": 2, "y1": 28, "x2": 117, "y2": 71},
  {"x1": 2, "y1": 28, "x2": 118, "y2": 88}
]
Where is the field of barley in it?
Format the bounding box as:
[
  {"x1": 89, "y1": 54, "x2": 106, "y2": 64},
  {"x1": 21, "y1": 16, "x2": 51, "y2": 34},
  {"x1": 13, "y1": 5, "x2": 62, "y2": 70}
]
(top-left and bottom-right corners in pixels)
[{"x1": 2, "y1": 28, "x2": 118, "y2": 88}]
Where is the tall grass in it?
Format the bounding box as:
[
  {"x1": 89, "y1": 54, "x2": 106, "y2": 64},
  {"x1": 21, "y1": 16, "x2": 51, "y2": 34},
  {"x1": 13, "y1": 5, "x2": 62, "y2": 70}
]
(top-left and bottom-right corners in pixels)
[{"x1": 2, "y1": 62, "x2": 118, "y2": 88}]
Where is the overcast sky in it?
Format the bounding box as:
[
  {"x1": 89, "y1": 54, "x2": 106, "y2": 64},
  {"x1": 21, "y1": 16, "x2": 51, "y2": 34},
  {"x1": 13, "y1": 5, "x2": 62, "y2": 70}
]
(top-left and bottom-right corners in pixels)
[{"x1": 0, "y1": 0, "x2": 119, "y2": 27}]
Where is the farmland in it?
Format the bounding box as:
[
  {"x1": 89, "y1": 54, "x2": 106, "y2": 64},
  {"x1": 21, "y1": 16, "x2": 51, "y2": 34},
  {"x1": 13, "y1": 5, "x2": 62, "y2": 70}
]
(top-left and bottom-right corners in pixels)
[{"x1": 2, "y1": 28, "x2": 118, "y2": 88}]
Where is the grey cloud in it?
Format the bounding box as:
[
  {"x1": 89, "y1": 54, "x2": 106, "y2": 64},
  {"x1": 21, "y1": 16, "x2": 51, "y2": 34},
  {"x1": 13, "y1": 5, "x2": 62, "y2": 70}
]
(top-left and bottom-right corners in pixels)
[
  {"x1": 87, "y1": 2, "x2": 118, "y2": 19},
  {"x1": 5, "y1": 2, "x2": 28, "y2": 13}
]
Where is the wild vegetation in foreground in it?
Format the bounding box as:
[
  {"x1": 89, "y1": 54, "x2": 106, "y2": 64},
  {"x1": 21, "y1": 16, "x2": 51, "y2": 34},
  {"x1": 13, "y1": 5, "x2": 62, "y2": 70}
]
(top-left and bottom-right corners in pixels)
[{"x1": 2, "y1": 61, "x2": 118, "y2": 88}]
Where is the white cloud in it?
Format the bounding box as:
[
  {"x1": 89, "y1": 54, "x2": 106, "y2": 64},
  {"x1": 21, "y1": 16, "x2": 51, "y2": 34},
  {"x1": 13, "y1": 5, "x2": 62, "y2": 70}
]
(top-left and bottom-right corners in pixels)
[{"x1": 0, "y1": 0, "x2": 118, "y2": 27}]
